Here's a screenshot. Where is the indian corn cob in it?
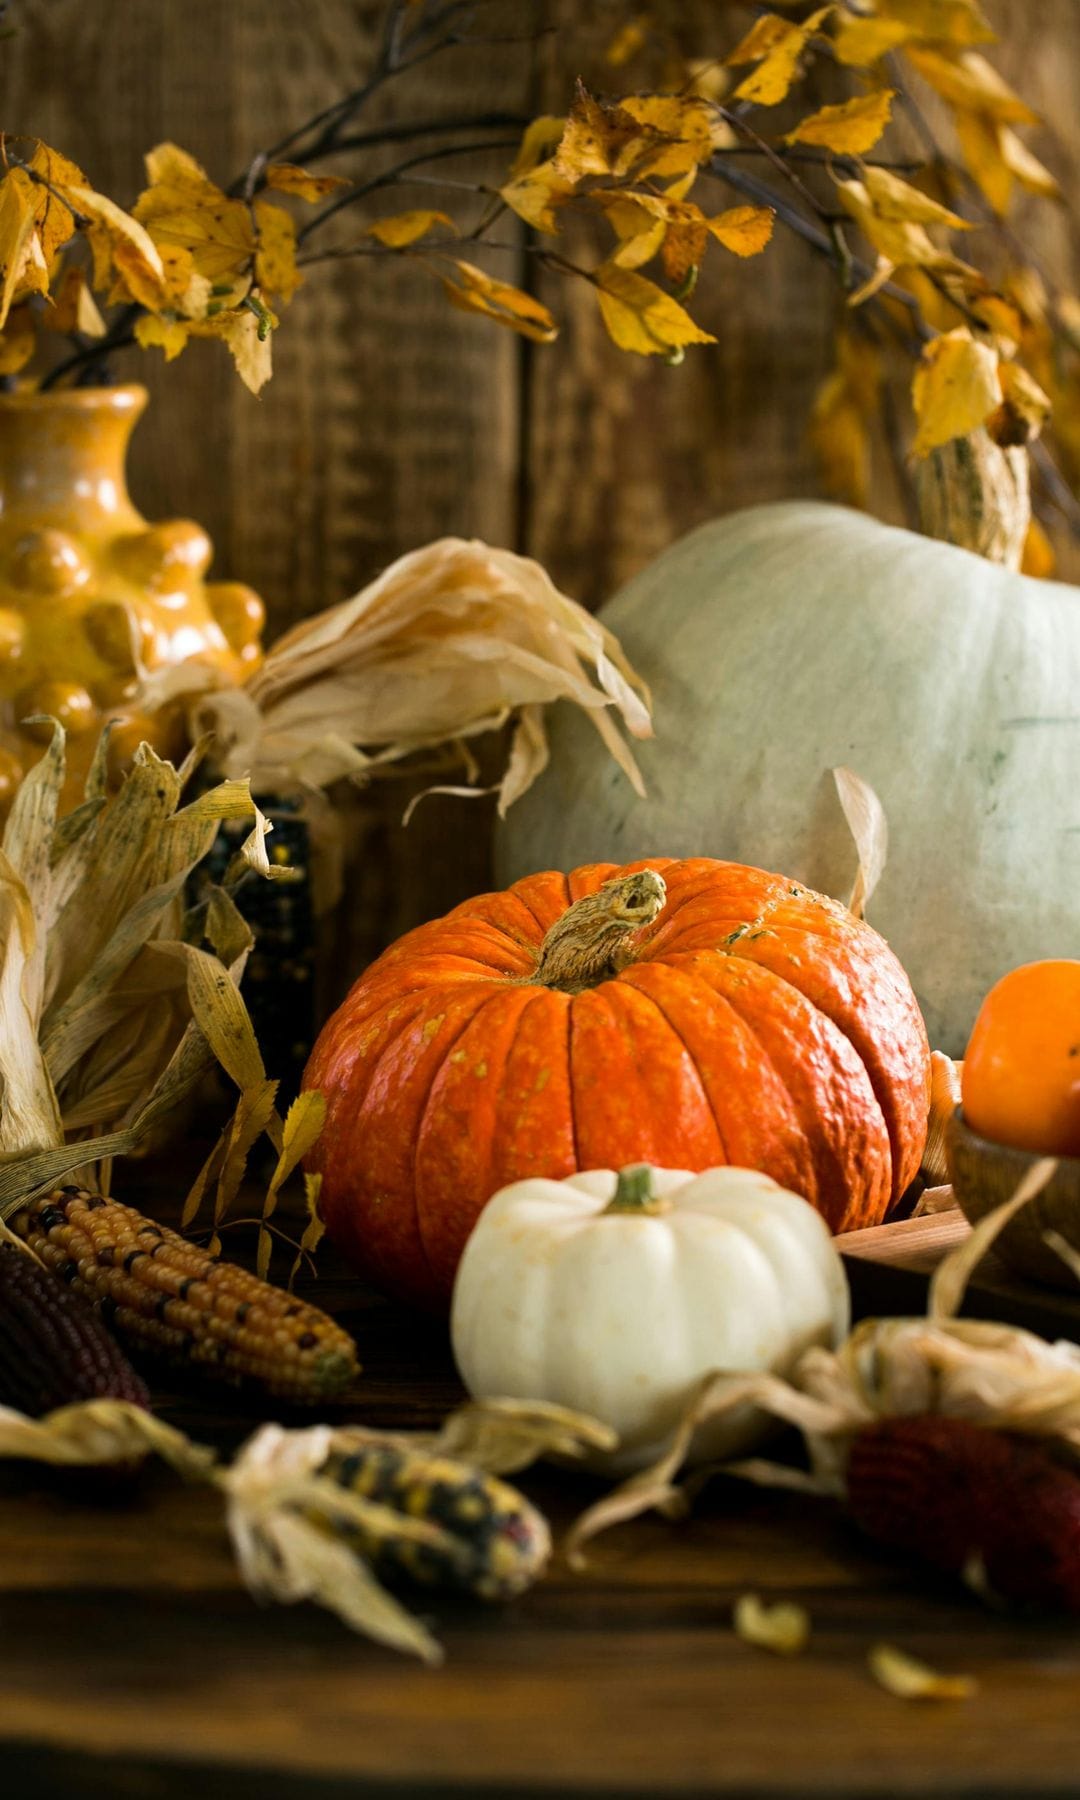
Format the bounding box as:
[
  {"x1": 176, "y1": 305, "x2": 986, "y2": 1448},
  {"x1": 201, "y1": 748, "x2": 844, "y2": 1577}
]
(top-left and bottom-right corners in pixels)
[
  {"x1": 323, "y1": 1441, "x2": 552, "y2": 1599},
  {"x1": 12, "y1": 1188, "x2": 359, "y2": 1405},
  {"x1": 847, "y1": 1415, "x2": 1080, "y2": 1612},
  {"x1": 0, "y1": 1243, "x2": 150, "y2": 1416}
]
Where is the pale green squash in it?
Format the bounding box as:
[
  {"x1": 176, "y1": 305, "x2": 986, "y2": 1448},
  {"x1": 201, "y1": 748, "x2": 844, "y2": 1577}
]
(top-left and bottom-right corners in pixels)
[{"x1": 497, "y1": 499, "x2": 1080, "y2": 1054}]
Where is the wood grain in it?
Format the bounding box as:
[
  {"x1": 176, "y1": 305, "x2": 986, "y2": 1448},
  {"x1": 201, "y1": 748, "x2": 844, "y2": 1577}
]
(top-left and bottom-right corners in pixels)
[
  {"x1": 4, "y1": 1256, "x2": 1080, "y2": 1799},
  {"x1": 3, "y1": 0, "x2": 1080, "y2": 971}
]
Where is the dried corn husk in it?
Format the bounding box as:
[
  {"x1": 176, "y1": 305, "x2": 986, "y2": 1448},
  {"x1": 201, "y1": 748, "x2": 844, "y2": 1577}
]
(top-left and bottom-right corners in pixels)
[
  {"x1": 136, "y1": 538, "x2": 653, "y2": 812},
  {"x1": 733, "y1": 1593, "x2": 810, "y2": 1657},
  {"x1": 0, "y1": 1390, "x2": 607, "y2": 1660},
  {"x1": 868, "y1": 1643, "x2": 977, "y2": 1702},
  {"x1": 566, "y1": 1166, "x2": 1080, "y2": 1559},
  {"x1": 832, "y1": 764, "x2": 887, "y2": 921},
  {"x1": 0, "y1": 723, "x2": 283, "y2": 1228}
]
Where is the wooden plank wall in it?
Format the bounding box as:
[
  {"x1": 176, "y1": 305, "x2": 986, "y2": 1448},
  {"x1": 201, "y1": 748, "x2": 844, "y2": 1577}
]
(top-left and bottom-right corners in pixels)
[{"x1": 4, "y1": 0, "x2": 1079, "y2": 992}]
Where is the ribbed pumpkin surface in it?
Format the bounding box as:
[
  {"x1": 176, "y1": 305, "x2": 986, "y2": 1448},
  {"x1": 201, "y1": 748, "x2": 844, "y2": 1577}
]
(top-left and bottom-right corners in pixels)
[{"x1": 304, "y1": 858, "x2": 930, "y2": 1310}]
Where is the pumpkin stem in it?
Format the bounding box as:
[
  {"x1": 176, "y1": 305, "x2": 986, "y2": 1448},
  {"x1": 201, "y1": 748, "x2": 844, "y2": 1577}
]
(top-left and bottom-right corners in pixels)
[
  {"x1": 531, "y1": 869, "x2": 667, "y2": 995},
  {"x1": 916, "y1": 429, "x2": 1031, "y2": 570},
  {"x1": 604, "y1": 1164, "x2": 668, "y2": 1216}
]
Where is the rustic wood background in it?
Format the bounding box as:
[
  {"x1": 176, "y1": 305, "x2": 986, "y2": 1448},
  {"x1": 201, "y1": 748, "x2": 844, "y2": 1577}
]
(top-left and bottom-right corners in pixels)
[{"x1": 5, "y1": 0, "x2": 1079, "y2": 987}]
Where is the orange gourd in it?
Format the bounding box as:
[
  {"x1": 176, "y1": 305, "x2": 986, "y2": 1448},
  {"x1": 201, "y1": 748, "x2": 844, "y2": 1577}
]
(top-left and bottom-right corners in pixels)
[
  {"x1": 304, "y1": 859, "x2": 931, "y2": 1310},
  {"x1": 962, "y1": 960, "x2": 1080, "y2": 1156}
]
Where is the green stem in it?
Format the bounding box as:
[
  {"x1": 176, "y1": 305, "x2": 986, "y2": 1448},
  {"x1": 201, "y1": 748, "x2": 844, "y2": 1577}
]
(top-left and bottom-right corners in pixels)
[{"x1": 604, "y1": 1165, "x2": 666, "y2": 1216}]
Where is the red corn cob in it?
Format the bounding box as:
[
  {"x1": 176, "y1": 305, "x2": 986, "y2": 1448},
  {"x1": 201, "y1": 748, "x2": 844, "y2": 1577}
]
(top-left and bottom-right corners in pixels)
[
  {"x1": 847, "y1": 1415, "x2": 1080, "y2": 1612},
  {"x1": 0, "y1": 1244, "x2": 150, "y2": 1417}
]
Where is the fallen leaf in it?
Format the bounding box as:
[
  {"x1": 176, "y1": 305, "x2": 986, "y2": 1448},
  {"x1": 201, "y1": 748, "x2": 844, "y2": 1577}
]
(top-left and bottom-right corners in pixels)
[
  {"x1": 441, "y1": 259, "x2": 557, "y2": 343},
  {"x1": 727, "y1": 7, "x2": 833, "y2": 107},
  {"x1": 912, "y1": 326, "x2": 1001, "y2": 456},
  {"x1": 593, "y1": 260, "x2": 716, "y2": 356},
  {"x1": 265, "y1": 162, "x2": 350, "y2": 201},
  {"x1": 868, "y1": 1643, "x2": 978, "y2": 1701},
  {"x1": 365, "y1": 209, "x2": 453, "y2": 248},
  {"x1": 733, "y1": 1594, "x2": 810, "y2": 1657},
  {"x1": 707, "y1": 205, "x2": 775, "y2": 257},
  {"x1": 785, "y1": 89, "x2": 895, "y2": 155}
]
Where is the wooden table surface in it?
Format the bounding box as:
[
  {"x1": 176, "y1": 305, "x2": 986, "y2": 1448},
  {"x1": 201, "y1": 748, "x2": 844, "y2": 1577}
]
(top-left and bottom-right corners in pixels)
[{"x1": 4, "y1": 1251, "x2": 1080, "y2": 1800}]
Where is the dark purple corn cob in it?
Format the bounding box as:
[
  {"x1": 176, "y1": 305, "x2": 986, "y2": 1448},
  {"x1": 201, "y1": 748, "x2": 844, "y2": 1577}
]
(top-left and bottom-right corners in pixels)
[{"x1": 0, "y1": 1243, "x2": 150, "y2": 1417}]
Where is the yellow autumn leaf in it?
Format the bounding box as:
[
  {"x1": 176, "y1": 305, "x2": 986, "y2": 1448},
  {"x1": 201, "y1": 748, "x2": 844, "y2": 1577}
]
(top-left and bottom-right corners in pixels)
[
  {"x1": 605, "y1": 16, "x2": 649, "y2": 67},
  {"x1": 65, "y1": 185, "x2": 169, "y2": 308},
  {"x1": 253, "y1": 200, "x2": 301, "y2": 304},
  {"x1": 42, "y1": 266, "x2": 106, "y2": 336},
  {"x1": 809, "y1": 329, "x2": 882, "y2": 506},
  {"x1": 192, "y1": 305, "x2": 275, "y2": 394},
  {"x1": 265, "y1": 162, "x2": 350, "y2": 201},
  {"x1": 135, "y1": 143, "x2": 255, "y2": 286},
  {"x1": 364, "y1": 209, "x2": 453, "y2": 248},
  {"x1": 912, "y1": 326, "x2": 1000, "y2": 455},
  {"x1": 903, "y1": 47, "x2": 1039, "y2": 125},
  {"x1": 832, "y1": 15, "x2": 911, "y2": 66},
  {"x1": 708, "y1": 205, "x2": 775, "y2": 257},
  {"x1": 885, "y1": 0, "x2": 995, "y2": 47},
  {"x1": 727, "y1": 7, "x2": 832, "y2": 107},
  {"x1": 26, "y1": 141, "x2": 86, "y2": 263},
  {"x1": 0, "y1": 169, "x2": 42, "y2": 328},
  {"x1": 1021, "y1": 516, "x2": 1055, "y2": 578},
  {"x1": 508, "y1": 117, "x2": 566, "y2": 181},
  {"x1": 500, "y1": 160, "x2": 573, "y2": 234},
  {"x1": 134, "y1": 312, "x2": 191, "y2": 361},
  {"x1": 441, "y1": 260, "x2": 557, "y2": 344},
  {"x1": 785, "y1": 89, "x2": 895, "y2": 156},
  {"x1": 989, "y1": 358, "x2": 1051, "y2": 445},
  {"x1": 861, "y1": 165, "x2": 972, "y2": 229},
  {"x1": 953, "y1": 110, "x2": 1060, "y2": 216},
  {"x1": 835, "y1": 174, "x2": 977, "y2": 303},
  {"x1": 618, "y1": 95, "x2": 719, "y2": 177},
  {"x1": 592, "y1": 261, "x2": 716, "y2": 357},
  {"x1": 0, "y1": 303, "x2": 35, "y2": 374},
  {"x1": 600, "y1": 194, "x2": 668, "y2": 271},
  {"x1": 552, "y1": 85, "x2": 657, "y2": 181}
]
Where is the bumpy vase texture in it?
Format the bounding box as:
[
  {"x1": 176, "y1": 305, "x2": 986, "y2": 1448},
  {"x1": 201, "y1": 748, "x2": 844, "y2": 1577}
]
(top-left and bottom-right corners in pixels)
[{"x1": 0, "y1": 383, "x2": 264, "y2": 806}]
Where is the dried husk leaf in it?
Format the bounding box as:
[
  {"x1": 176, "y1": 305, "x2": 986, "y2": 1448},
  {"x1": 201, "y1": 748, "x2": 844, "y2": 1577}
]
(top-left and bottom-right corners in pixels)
[
  {"x1": 922, "y1": 1051, "x2": 962, "y2": 1186},
  {"x1": 928, "y1": 1155, "x2": 1057, "y2": 1317},
  {"x1": 152, "y1": 538, "x2": 653, "y2": 809},
  {"x1": 833, "y1": 765, "x2": 888, "y2": 919},
  {"x1": 0, "y1": 1398, "x2": 214, "y2": 1478},
  {"x1": 733, "y1": 1593, "x2": 810, "y2": 1656},
  {"x1": 868, "y1": 1643, "x2": 977, "y2": 1701}
]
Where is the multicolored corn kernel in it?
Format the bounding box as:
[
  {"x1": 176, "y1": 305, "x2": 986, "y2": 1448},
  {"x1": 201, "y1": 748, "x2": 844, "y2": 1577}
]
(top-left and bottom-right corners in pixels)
[
  {"x1": 0, "y1": 1243, "x2": 150, "y2": 1417},
  {"x1": 324, "y1": 1443, "x2": 552, "y2": 1599},
  {"x1": 11, "y1": 1188, "x2": 359, "y2": 1405}
]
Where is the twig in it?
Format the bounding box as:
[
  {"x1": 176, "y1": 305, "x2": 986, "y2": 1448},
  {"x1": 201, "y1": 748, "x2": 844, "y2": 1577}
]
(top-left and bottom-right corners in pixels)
[{"x1": 296, "y1": 139, "x2": 521, "y2": 244}]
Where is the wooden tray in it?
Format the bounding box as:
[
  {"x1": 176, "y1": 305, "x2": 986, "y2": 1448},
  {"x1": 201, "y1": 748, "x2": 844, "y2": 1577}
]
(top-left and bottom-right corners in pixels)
[{"x1": 838, "y1": 1208, "x2": 1080, "y2": 1341}]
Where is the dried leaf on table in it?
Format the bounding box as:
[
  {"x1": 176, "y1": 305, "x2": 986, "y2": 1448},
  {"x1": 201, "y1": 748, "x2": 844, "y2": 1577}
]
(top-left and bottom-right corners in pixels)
[
  {"x1": 0, "y1": 1397, "x2": 214, "y2": 1477},
  {"x1": 733, "y1": 1593, "x2": 811, "y2": 1656},
  {"x1": 868, "y1": 1643, "x2": 977, "y2": 1701}
]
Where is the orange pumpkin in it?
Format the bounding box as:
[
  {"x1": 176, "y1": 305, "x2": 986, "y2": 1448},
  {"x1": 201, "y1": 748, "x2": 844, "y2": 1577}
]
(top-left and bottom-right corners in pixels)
[
  {"x1": 304, "y1": 859, "x2": 931, "y2": 1309},
  {"x1": 962, "y1": 960, "x2": 1080, "y2": 1156}
]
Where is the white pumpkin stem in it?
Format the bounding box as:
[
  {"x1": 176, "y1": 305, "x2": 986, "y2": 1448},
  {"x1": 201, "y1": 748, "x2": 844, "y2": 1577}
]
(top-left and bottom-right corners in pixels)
[
  {"x1": 604, "y1": 1164, "x2": 669, "y2": 1216},
  {"x1": 916, "y1": 429, "x2": 1030, "y2": 570},
  {"x1": 531, "y1": 869, "x2": 667, "y2": 995}
]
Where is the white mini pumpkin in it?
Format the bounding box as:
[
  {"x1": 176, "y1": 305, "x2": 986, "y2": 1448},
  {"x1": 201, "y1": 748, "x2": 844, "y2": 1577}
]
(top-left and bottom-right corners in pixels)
[{"x1": 450, "y1": 1163, "x2": 850, "y2": 1476}]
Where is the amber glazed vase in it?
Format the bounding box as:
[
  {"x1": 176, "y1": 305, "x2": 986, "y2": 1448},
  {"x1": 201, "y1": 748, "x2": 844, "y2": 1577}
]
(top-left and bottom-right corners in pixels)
[{"x1": 0, "y1": 383, "x2": 265, "y2": 806}]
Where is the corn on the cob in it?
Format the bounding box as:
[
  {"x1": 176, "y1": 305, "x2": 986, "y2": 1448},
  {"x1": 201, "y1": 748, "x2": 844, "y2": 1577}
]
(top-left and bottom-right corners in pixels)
[
  {"x1": 0, "y1": 1244, "x2": 150, "y2": 1416},
  {"x1": 322, "y1": 1441, "x2": 551, "y2": 1599},
  {"x1": 12, "y1": 1188, "x2": 359, "y2": 1405}
]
